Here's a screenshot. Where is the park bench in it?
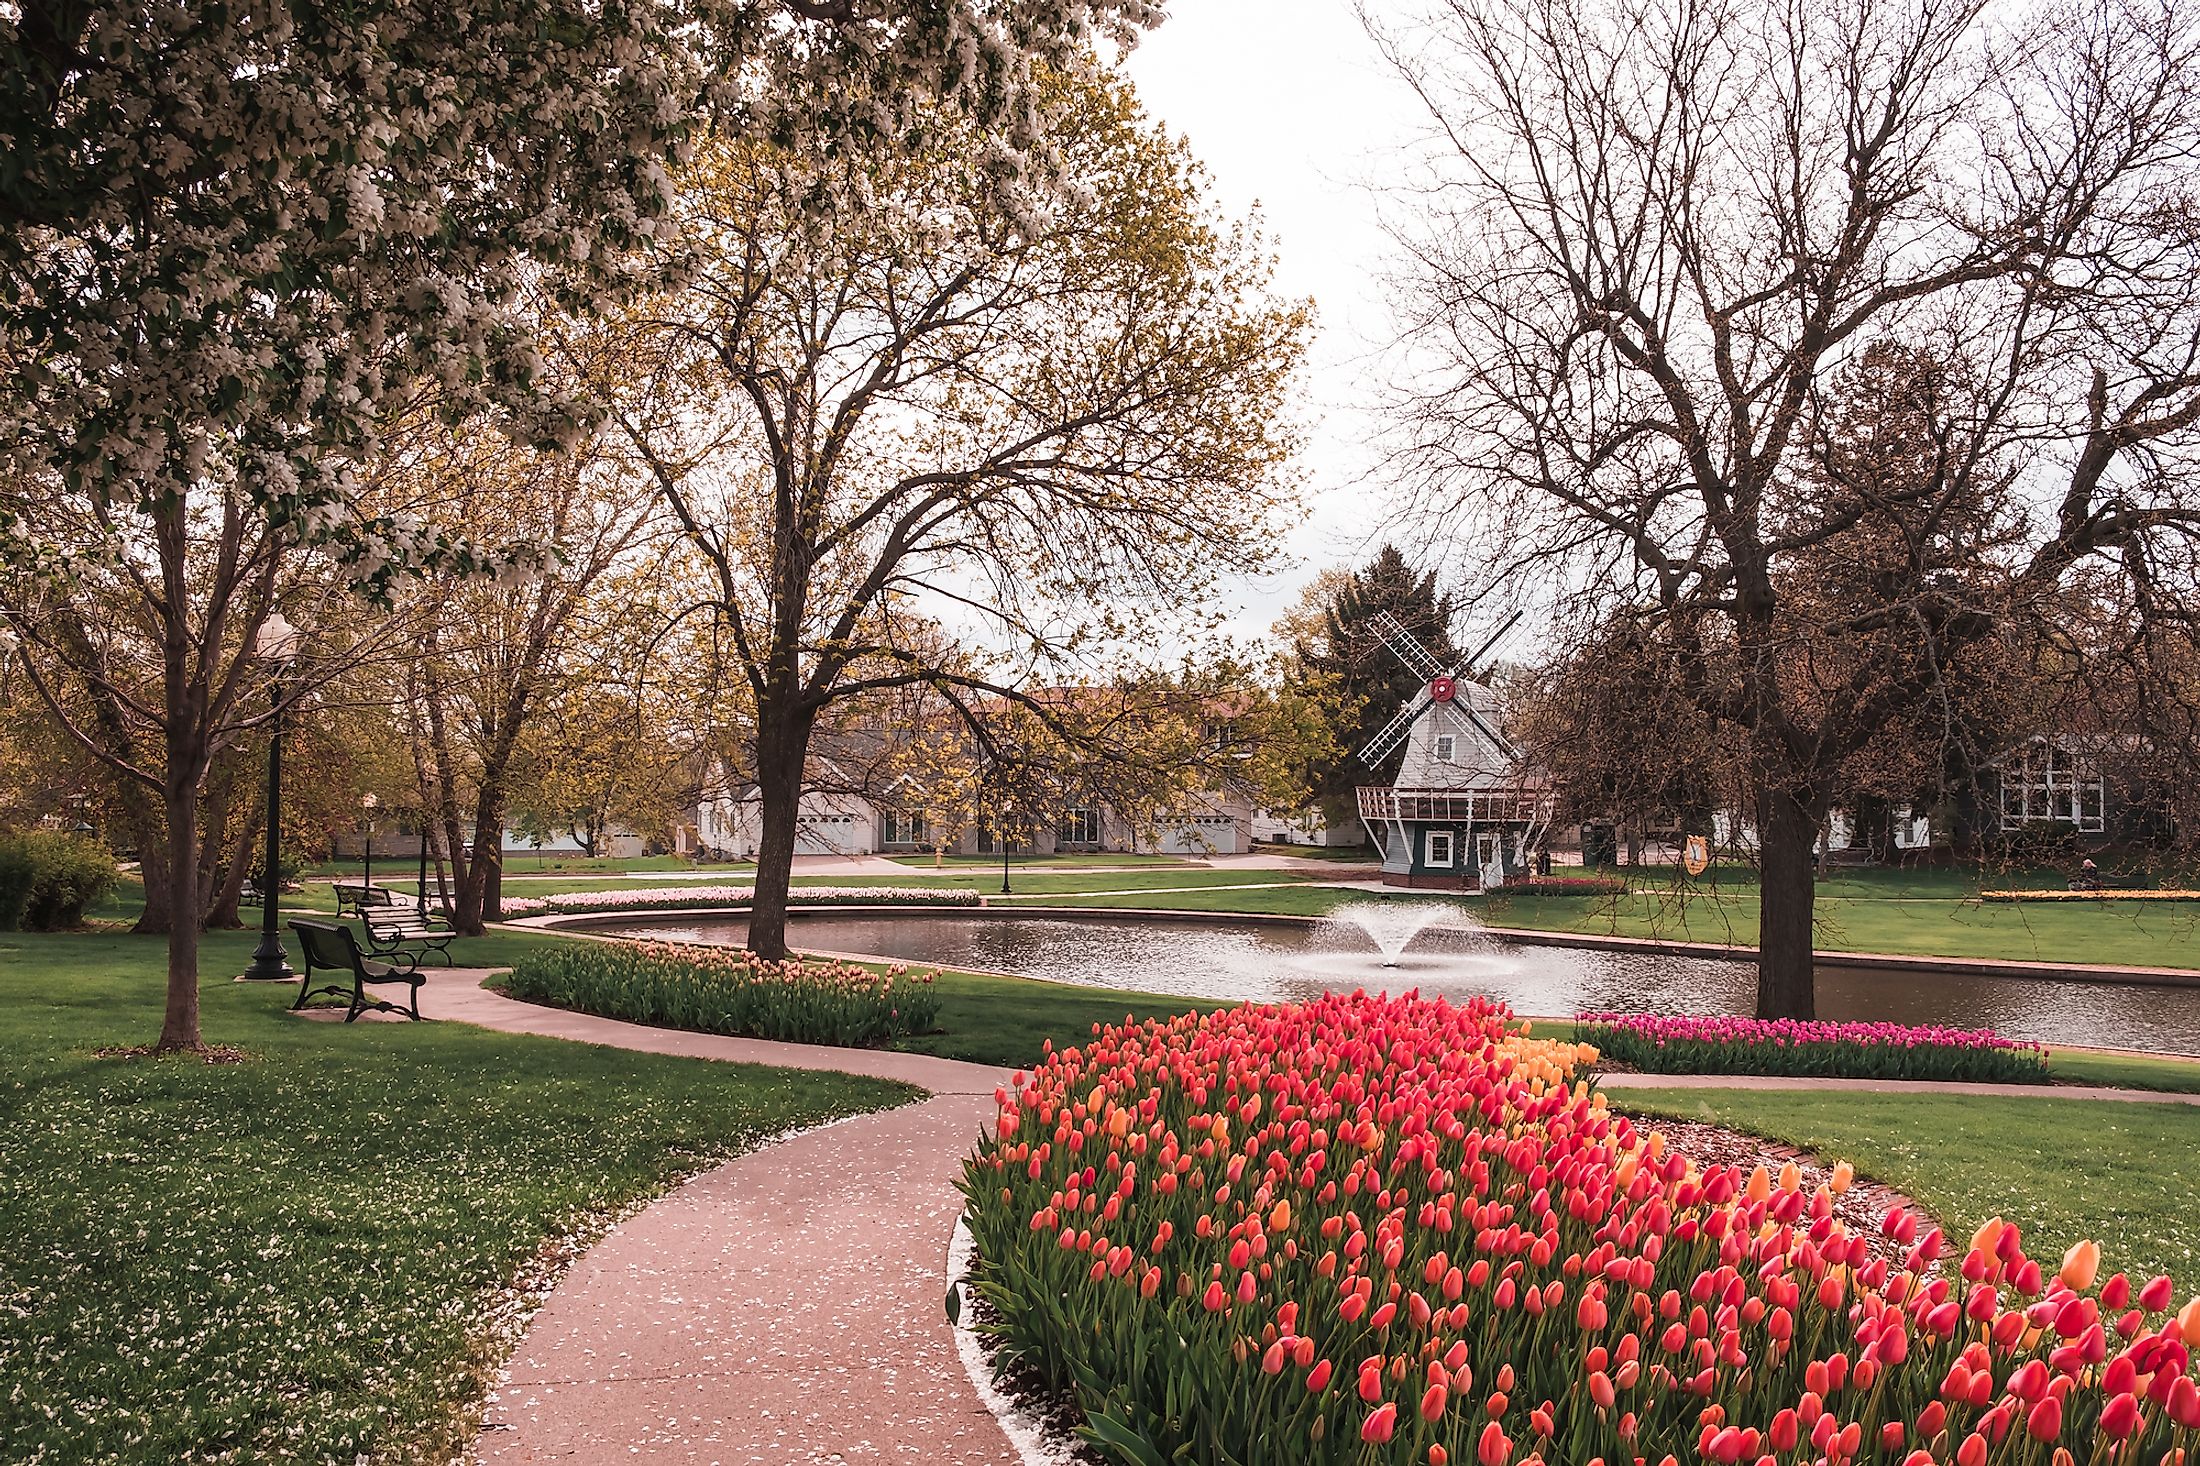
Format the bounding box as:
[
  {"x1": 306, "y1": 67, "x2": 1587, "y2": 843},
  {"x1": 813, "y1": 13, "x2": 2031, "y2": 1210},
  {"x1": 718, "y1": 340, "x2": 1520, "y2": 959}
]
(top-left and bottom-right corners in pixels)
[
  {"x1": 358, "y1": 902, "x2": 458, "y2": 968},
  {"x1": 288, "y1": 918, "x2": 425, "y2": 1022},
  {"x1": 332, "y1": 881, "x2": 398, "y2": 918}
]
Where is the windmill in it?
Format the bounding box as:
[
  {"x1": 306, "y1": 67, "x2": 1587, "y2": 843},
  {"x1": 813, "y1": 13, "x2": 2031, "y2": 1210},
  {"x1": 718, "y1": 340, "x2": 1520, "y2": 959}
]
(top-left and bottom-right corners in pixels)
[
  {"x1": 1352, "y1": 609, "x2": 1548, "y2": 889},
  {"x1": 1356, "y1": 609, "x2": 1523, "y2": 773}
]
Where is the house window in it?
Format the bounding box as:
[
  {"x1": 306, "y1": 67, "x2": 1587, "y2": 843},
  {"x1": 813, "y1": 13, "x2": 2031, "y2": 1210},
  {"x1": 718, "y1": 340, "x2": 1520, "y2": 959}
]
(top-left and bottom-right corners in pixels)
[
  {"x1": 1425, "y1": 830, "x2": 1455, "y2": 868},
  {"x1": 2000, "y1": 743, "x2": 2107, "y2": 833},
  {"x1": 883, "y1": 810, "x2": 928, "y2": 847},
  {"x1": 1059, "y1": 807, "x2": 1102, "y2": 846},
  {"x1": 1434, "y1": 734, "x2": 1456, "y2": 763}
]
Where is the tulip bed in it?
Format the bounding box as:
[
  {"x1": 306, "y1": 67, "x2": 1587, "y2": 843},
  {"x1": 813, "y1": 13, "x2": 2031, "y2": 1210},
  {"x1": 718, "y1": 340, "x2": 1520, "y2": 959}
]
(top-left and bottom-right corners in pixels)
[
  {"x1": 499, "y1": 884, "x2": 982, "y2": 917},
  {"x1": 960, "y1": 993, "x2": 2200, "y2": 1465},
  {"x1": 1575, "y1": 1015, "x2": 2052, "y2": 1084},
  {"x1": 501, "y1": 939, "x2": 941, "y2": 1047}
]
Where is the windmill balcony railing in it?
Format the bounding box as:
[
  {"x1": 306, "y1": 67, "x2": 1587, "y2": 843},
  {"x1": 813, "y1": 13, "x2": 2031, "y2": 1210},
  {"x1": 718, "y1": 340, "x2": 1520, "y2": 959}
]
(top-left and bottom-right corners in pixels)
[{"x1": 1356, "y1": 785, "x2": 1550, "y2": 825}]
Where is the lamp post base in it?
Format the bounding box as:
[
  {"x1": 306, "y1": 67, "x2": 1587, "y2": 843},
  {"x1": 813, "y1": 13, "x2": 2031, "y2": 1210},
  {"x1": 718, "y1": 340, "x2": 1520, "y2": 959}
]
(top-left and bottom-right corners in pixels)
[{"x1": 240, "y1": 934, "x2": 295, "y2": 982}]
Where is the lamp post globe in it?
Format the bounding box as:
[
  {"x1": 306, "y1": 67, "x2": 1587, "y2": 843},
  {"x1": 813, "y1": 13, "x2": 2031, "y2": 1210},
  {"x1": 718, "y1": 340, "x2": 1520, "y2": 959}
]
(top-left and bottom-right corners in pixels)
[{"x1": 242, "y1": 612, "x2": 304, "y2": 982}]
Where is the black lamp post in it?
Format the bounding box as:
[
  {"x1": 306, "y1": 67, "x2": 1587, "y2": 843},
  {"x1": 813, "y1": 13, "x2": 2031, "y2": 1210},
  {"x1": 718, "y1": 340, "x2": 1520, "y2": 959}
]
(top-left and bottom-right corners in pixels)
[
  {"x1": 360, "y1": 792, "x2": 379, "y2": 890},
  {"x1": 243, "y1": 613, "x2": 302, "y2": 981},
  {"x1": 990, "y1": 743, "x2": 1020, "y2": 897}
]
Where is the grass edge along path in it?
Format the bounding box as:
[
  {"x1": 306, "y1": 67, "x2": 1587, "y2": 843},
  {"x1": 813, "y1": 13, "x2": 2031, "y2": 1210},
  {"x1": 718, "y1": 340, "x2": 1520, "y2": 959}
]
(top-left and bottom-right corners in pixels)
[
  {"x1": 1608, "y1": 1085, "x2": 2200, "y2": 1288},
  {"x1": 0, "y1": 926, "x2": 918, "y2": 1466}
]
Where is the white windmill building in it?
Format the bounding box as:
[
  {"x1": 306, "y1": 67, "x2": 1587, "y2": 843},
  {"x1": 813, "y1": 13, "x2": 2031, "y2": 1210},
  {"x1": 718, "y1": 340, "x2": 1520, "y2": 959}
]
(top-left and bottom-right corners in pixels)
[{"x1": 1354, "y1": 611, "x2": 1550, "y2": 889}]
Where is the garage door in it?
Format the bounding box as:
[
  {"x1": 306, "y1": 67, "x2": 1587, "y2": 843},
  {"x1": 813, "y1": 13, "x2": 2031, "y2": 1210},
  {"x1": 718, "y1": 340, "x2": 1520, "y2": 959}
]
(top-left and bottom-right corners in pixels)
[
  {"x1": 796, "y1": 814, "x2": 863, "y2": 855},
  {"x1": 1157, "y1": 815, "x2": 1241, "y2": 855}
]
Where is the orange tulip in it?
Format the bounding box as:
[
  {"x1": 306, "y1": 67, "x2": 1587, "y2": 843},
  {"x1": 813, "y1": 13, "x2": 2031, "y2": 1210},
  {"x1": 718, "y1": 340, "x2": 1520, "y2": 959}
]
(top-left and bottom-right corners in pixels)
[
  {"x1": 2059, "y1": 1240, "x2": 2100, "y2": 1292},
  {"x1": 2178, "y1": 1296, "x2": 2200, "y2": 1346}
]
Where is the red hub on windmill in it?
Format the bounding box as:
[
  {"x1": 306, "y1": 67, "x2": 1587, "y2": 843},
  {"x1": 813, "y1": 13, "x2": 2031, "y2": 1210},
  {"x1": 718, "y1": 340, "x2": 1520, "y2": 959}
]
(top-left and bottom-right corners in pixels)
[{"x1": 1429, "y1": 676, "x2": 1456, "y2": 701}]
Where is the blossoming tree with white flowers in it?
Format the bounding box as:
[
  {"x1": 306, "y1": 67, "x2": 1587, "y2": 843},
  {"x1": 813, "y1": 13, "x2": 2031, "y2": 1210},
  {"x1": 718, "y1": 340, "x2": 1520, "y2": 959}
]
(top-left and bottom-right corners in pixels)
[{"x1": 0, "y1": 0, "x2": 1159, "y2": 1050}]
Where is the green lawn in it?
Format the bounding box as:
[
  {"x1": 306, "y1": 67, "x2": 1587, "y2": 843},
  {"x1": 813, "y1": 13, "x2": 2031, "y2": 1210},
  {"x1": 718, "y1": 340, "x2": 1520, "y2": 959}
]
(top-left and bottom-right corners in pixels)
[
  {"x1": 1482, "y1": 884, "x2": 2200, "y2": 969},
  {"x1": 884, "y1": 967, "x2": 1224, "y2": 1068},
  {"x1": 447, "y1": 868, "x2": 1323, "y2": 899},
  {"x1": 1013, "y1": 884, "x2": 1376, "y2": 916},
  {"x1": 889, "y1": 851, "x2": 1199, "y2": 868},
  {"x1": 1611, "y1": 1088, "x2": 2200, "y2": 1287},
  {"x1": 1249, "y1": 841, "x2": 1380, "y2": 862},
  {"x1": 300, "y1": 852, "x2": 734, "y2": 879},
  {"x1": 0, "y1": 925, "x2": 913, "y2": 1464}
]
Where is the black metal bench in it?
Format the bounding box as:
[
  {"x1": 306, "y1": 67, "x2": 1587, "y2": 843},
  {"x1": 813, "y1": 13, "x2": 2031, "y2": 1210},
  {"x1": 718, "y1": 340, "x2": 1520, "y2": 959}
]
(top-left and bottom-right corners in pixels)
[
  {"x1": 359, "y1": 903, "x2": 458, "y2": 968},
  {"x1": 289, "y1": 918, "x2": 425, "y2": 1022},
  {"x1": 332, "y1": 882, "x2": 398, "y2": 918}
]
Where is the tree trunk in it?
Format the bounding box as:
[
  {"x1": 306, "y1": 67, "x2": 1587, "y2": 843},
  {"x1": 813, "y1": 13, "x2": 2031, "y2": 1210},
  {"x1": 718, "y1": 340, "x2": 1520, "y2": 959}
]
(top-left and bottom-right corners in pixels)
[
  {"x1": 131, "y1": 800, "x2": 173, "y2": 935},
  {"x1": 157, "y1": 778, "x2": 203, "y2": 1051},
  {"x1": 747, "y1": 707, "x2": 814, "y2": 962},
  {"x1": 205, "y1": 798, "x2": 261, "y2": 930},
  {"x1": 1754, "y1": 779, "x2": 1821, "y2": 1021},
  {"x1": 453, "y1": 786, "x2": 507, "y2": 936}
]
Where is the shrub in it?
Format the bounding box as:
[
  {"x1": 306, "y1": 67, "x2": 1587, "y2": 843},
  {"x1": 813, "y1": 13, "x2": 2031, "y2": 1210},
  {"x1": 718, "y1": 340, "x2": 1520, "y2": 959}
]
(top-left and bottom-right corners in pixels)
[
  {"x1": 0, "y1": 831, "x2": 118, "y2": 931},
  {"x1": 959, "y1": 993, "x2": 2200, "y2": 1465},
  {"x1": 1576, "y1": 1013, "x2": 2051, "y2": 1083},
  {"x1": 499, "y1": 884, "x2": 983, "y2": 917},
  {"x1": 501, "y1": 939, "x2": 941, "y2": 1048}
]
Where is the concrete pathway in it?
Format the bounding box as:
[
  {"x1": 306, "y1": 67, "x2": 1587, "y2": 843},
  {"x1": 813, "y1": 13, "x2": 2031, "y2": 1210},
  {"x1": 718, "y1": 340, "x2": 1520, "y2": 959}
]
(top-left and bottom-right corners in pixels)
[{"x1": 426, "y1": 974, "x2": 1021, "y2": 1465}]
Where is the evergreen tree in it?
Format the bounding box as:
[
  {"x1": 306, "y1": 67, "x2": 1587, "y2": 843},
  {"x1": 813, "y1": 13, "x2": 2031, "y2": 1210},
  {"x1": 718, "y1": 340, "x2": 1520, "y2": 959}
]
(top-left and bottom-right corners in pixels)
[{"x1": 1296, "y1": 545, "x2": 1459, "y2": 823}]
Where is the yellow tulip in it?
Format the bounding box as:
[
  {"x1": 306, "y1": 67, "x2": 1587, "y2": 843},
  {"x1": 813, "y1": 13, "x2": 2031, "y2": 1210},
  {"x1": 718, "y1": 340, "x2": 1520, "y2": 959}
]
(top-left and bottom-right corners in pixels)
[
  {"x1": 2179, "y1": 1296, "x2": 2200, "y2": 1346},
  {"x1": 1746, "y1": 1165, "x2": 1771, "y2": 1203},
  {"x1": 1270, "y1": 1199, "x2": 1291, "y2": 1231},
  {"x1": 1778, "y1": 1161, "x2": 1801, "y2": 1194},
  {"x1": 1646, "y1": 1131, "x2": 1666, "y2": 1161},
  {"x1": 1830, "y1": 1161, "x2": 1854, "y2": 1194},
  {"x1": 1971, "y1": 1217, "x2": 2006, "y2": 1258},
  {"x1": 2058, "y1": 1240, "x2": 2100, "y2": 1292}
]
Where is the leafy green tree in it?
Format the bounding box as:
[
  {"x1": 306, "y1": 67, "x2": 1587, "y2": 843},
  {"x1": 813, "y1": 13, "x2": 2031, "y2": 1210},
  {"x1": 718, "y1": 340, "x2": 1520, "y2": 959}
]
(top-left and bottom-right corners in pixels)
[{"x1": 1291, "y1": 545, "x2": 1460, "y2": 825}]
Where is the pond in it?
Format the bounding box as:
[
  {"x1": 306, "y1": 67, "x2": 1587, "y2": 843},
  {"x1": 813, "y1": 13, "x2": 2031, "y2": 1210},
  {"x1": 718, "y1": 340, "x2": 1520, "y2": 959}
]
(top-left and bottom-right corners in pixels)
[{"x1": 593, "y1": 904, "x2": 2200, "y2": 1057}]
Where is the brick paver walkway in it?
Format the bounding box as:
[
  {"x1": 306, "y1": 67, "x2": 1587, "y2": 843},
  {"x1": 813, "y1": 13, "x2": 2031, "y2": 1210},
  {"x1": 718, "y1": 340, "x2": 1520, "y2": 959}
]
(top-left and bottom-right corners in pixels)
[{"x1": 426, "y1": 974, "x2": 1020, "y2": 1464}]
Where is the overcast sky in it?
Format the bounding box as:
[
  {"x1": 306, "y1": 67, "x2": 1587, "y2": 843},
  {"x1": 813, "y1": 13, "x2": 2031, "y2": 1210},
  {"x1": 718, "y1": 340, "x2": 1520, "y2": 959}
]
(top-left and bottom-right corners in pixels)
[{"x1": 1120, "y1": 1, "x2": 1437, "y2": 639}]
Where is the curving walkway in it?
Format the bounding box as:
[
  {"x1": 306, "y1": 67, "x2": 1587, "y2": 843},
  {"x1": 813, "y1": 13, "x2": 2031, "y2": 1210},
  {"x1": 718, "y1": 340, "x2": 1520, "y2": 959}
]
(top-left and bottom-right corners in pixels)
[
  {"x1": 414, "y1": 969, "x2": 2200, "y2": 1464},
  {"x1": 429, "y1": 974, "x2": 1022, "y2": 1464}
]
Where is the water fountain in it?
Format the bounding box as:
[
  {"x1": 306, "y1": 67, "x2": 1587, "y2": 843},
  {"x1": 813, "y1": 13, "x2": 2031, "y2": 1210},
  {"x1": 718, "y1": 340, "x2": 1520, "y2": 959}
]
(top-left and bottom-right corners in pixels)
[{"x1": 1324, "y1": 900, "x2": 1472, "y2": 967}]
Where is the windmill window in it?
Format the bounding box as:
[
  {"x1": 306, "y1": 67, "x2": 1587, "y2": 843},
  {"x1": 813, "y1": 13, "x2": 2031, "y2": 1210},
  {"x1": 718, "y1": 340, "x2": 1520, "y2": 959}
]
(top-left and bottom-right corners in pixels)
[
  {"x1": 1434, "y1": 734, "x2": 1456, "y2": 763},
  {"x1": 1425, "y1": 831, "x2": 1455, "y2": 868}
]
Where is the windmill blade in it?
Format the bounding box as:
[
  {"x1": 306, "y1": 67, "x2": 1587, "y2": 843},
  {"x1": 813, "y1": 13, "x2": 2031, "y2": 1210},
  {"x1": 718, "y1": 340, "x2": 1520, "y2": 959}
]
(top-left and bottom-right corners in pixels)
[
  {"x1": 1371, "y1": 610, "x2": 1448, "y2": 682},
  {"x1": 1461, "y1": 704, "x2": 1519, "y2": 762},
  {"x1": 1357, "y1": 689, "x2": 1433, "y2": 769},
  {"x1": 1448, "y1": 609, "x2": 1524, "y2": 680}
]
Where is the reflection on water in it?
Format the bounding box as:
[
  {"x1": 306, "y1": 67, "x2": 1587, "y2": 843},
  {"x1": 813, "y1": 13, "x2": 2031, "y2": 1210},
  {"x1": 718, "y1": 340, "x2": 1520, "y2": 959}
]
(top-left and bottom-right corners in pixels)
[{"x1": 599, "y1": 911, "x2": 2200, "y2": 1057}]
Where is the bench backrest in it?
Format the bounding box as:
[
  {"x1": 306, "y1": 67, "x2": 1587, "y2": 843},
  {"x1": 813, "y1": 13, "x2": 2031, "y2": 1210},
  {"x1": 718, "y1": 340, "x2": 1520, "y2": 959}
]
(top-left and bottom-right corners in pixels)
[{"x1": 290, "y1": 918, "x2": 363, "y2": 971}]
